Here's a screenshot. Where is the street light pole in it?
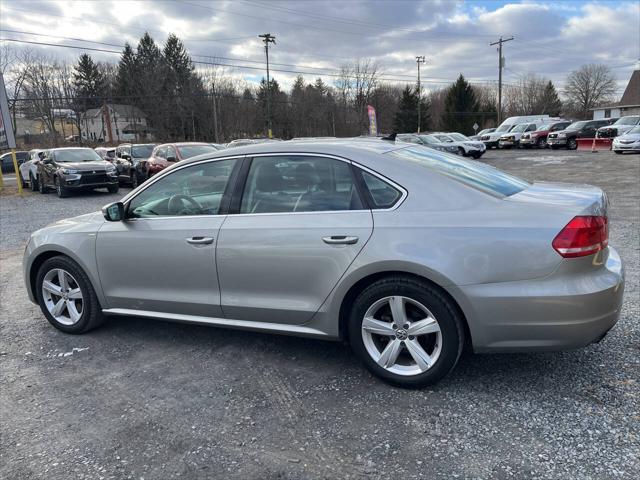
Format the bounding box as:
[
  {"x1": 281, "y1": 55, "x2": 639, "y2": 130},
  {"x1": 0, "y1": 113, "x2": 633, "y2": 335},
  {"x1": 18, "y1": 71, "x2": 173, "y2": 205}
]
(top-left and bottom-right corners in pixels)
[
  {"x1": 416, "y1": 56, "x2": 426, "y2": 133},
  {"x1": 259, "y1": 33, "x2": 276, "y2": 139}
]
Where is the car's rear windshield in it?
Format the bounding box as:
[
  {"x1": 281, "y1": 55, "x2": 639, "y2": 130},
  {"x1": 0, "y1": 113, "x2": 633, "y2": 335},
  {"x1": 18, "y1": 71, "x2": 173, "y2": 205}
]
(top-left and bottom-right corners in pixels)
[
  {"x1": 387, "y1": 146, "x2": 529, "y2": 197},
  {"x1": 132, "y1": 145, "x2": 155, "y2": 158},
  {"x1": 176, "y1": 144, "x2": 219, "y2": 159},
  {"x1": 53, "y1": 149, "x2": 102, "y2": 162}
]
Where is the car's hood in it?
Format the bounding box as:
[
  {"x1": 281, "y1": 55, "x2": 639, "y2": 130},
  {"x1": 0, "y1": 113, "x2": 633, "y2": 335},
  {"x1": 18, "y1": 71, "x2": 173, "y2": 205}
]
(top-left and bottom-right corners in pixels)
[
  {"x1": 36, "y1": 212, "x2": 105, "y2": 237},
  {"x1": 56, "y1": 161, "x2": 113, "y2": 171},
  {"x1": 615, "y1": 133, "x2": 640, "y2": 141}
]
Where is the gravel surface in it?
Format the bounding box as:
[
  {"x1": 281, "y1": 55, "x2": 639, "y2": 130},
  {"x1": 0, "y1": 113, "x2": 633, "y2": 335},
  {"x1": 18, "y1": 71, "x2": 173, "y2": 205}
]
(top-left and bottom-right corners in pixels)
[{"x1": 1, "y1": 149, "x2": 638, "y2": 479}]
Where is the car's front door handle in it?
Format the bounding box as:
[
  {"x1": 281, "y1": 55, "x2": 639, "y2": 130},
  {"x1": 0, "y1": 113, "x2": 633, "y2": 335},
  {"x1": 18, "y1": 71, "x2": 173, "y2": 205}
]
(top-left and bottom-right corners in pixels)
[
  {"x1": 322, "y1": 236, "x2": 359, "y2": 245},
  {"x1": 186, "y1": 236, "x2": 214, "y2": 245}
]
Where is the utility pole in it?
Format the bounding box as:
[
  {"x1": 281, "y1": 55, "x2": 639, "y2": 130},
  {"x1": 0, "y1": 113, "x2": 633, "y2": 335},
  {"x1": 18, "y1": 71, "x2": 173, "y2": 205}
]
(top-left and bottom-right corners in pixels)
[
  {"x1": 489, "y1": 36, "x2": 513, "y2": 125},
  {"x1": 415, "y1": 56, "x2": 426, "y2": 133},
  {"x1": 259, "y1": 33, "x2": 276, "y2": 139}
]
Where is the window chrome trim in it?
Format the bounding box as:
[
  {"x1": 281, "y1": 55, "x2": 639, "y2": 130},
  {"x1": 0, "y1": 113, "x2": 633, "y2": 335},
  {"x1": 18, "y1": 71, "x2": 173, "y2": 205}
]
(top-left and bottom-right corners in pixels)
[{"x1": 119, "y1": 151, "x2": 407, "y2": 219}]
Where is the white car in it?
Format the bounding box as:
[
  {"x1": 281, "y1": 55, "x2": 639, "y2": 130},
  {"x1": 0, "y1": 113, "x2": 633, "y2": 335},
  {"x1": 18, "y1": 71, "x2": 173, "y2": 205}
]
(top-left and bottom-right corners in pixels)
[
  {"x1": 481, "y1": 115, "x2": 551, "y2": 148},
  {"x1": 433, "y1": 133, "x2": 486, "y2": 158},
  {"x1": 612, "y1": 125, "x2": 640, "y2": 154},
  {"x1": 498, "y1": 121, "x2": 550, "y2": 148},
  {"x1": 19, "y1": 149, "x2": 44, "y2": 191}
]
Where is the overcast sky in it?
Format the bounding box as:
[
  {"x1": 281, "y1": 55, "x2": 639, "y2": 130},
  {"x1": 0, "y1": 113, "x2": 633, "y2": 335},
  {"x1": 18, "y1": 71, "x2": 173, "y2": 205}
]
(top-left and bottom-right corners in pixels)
[{"x1": 1, "y1": 0, "x2": 638, "y2": 95}]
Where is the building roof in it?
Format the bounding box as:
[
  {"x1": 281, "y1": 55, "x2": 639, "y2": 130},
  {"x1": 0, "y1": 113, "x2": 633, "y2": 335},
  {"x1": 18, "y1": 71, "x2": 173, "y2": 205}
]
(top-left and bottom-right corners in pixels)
[{"x1": 619, "y1": 70, "x2": 639, "y2": 107}]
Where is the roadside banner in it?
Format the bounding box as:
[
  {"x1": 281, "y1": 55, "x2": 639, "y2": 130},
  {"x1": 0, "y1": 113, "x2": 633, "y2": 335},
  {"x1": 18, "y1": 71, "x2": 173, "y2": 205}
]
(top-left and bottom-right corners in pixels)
[
  {"x1": 0, "y1": 73, "x2": 17, "y2": 149},
  {"x1": 367, "y1": 105, "x2": 377, "y2": 136}
]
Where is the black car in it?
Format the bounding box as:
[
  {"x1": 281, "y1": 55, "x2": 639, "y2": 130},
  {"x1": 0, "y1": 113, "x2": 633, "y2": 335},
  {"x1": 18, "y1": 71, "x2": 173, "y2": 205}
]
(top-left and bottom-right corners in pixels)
[
  {"x1": 37, "y1": 147, "x2": 119, "y2": 198},
  {"x1": 0, "y1": 150, "x2": 29, "y2": 172},
  {"x1": 115, "y1": 143, "x2": 157, "y2": 187},
  {"x1": 547, "y1": 118, "x2": 617, "y2": 150}
]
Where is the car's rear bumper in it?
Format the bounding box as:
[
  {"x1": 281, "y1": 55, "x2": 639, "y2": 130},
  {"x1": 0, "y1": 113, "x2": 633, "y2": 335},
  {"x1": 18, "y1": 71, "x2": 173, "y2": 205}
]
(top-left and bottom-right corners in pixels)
[{"x1": 453, "y1": 246, "x2": 625, "y2": 352}]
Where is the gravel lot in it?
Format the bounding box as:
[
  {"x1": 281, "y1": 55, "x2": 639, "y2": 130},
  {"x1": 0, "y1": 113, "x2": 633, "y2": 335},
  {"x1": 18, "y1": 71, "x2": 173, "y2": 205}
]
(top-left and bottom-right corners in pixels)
[{"x1": 1, "y1": 148, "x2": 638, "y2": 479}]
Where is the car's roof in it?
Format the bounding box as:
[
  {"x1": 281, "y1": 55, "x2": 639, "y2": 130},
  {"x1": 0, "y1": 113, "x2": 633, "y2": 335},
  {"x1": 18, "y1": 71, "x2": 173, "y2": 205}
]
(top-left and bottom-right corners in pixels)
[{"x1": 181, "y1": 138, "x2": 406, "y2": 167}]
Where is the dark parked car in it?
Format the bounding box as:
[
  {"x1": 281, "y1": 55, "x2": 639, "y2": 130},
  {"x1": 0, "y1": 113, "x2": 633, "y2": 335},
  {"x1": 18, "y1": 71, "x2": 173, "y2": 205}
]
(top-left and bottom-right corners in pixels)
[
  {"x1": 547, "y1": 119, "x2": 617, "y2": 150},
  {"x1": 396, "y1": 134, "x2": 459, "y2": 154},
  {"x1": 36, "y1": 147, "x2": 119, "y2": 198},
  {"x1": 0, "y1": 150, "x2": 29, "y2": 172},
  {"x1": 520, "y1": 121, "x2": 572, "y2": 148},
  {"x1": 139, "y1": 142, "x2": 221, "y2": 180},
  {"x1": 115, "y1": 143, "x2": 157, "y2": 187}
]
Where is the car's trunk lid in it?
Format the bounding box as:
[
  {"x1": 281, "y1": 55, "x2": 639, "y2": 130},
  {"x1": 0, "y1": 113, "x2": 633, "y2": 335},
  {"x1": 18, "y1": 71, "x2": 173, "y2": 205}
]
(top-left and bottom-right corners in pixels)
[{"x1": 506, "y1": 181, "x2": 608, "y2": 217}]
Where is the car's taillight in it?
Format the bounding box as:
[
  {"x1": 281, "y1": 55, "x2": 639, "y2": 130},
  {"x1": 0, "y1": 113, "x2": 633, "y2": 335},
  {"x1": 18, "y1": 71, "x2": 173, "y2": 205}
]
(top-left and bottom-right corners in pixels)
[{"x1": 552, "y1": 216, "x2": 608, "y2": 258}]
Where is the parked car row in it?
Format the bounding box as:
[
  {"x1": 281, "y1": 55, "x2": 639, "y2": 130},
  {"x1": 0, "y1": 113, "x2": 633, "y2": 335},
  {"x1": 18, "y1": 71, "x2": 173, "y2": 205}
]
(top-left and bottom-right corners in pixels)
[{"x1": 397, "y1": 132, "x2": 486, "y2": 158}]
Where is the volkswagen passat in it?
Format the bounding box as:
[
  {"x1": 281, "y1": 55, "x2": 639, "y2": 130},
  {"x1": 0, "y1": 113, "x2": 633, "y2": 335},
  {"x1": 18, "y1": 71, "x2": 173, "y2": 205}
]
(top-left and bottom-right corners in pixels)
[{"x1": 23, "y1": 139, "x2": 625, "y2": 387}]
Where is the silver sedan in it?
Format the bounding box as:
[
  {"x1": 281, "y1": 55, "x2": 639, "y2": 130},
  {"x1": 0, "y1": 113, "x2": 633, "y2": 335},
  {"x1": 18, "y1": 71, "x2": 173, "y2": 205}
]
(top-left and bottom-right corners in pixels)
[{"x1": 23, "y1": 139, "x2": 625, "y2": 387}]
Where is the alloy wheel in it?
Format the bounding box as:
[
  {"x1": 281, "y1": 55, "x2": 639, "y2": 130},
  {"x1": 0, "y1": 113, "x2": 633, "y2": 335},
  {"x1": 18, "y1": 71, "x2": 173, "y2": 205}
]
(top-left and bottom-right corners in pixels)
[
  {"x1": 41, "y1": 268, "x2": 84, "y2": 325},
  {"x1": 361, "y1": 295, "x2": 442, "y2": 376}
]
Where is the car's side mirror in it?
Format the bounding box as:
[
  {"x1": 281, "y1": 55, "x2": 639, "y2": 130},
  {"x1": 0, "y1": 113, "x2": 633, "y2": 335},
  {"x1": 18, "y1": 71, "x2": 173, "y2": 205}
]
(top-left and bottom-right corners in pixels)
[
  {"x1": 167, "y1": 156, "x2": 177, "y2": 162},
  {"x1": 102, "y1": 202, "x2": 124, "y2": 222}
]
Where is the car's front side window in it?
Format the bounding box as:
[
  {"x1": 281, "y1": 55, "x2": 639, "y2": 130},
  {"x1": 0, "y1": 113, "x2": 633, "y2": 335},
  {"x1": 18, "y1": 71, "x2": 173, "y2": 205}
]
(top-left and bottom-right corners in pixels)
[
  {"x1": 127, "y1": 159, "x2": 237, "y2": 218},
  {"x1": 239, "y1": 156, "x2": 363, "y2": 214}
]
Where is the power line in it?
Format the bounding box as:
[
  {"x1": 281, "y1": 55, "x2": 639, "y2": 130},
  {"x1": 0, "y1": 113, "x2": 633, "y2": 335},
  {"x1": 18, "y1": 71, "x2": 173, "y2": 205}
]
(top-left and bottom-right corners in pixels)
[
  {"x1": 258, "y1": 33, "x2": 276, "y2": 138},
  {"x1": 490, "y1": 36, "x2": 514, "y2": 124}
]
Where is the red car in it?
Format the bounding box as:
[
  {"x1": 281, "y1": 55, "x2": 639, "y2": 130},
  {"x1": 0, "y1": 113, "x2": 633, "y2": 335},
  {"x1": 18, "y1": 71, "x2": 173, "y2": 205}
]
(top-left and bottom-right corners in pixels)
[
  {"x1": 519, "y1": 121, "x2": 572, "y2": 148},
  {"x1": 141, "y1": 142, "x2": 222, "y2": 179}
]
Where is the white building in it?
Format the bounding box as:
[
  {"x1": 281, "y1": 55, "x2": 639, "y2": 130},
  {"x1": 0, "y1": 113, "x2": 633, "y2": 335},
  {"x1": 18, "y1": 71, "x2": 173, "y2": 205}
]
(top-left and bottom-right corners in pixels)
[
  {"x1": 592, "y1": 70, "x2": 640, "y2": 120},
  {"x1": 81, "y1": 104, "x2": 153, "y2": 143}
]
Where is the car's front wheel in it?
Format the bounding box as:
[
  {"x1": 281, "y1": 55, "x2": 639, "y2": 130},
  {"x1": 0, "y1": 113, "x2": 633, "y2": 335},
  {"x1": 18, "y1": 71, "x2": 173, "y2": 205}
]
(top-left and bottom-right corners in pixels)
[
  {"x1": 38, "y1": 175, "x2": 47, "y2": 194},
  {"x1": 54, "y1": 177, "x2": 69, "y2": 198},
  {"x1": 348, "y1": 276, "x2": 464, "y2": 388},
  {"x1": 130, "y1": 171, "x2": 138, "y2": 188},
  {"x1": 108, "y1": 184, "x2": 119, "y2": 194},
  {"x1": 537, "y1": 137, "x2": 547, "y2": 148},
  {"x1": 29, "y1": 173, "x2": 38, "y2": 191},
  {"x1": 613, "y1": 150, "x2": 622, "y2": 155},
  {"x1": 567, "y1": 138, "x2": 578, "y2": 150},
  {"x1": 36, "y1": 256, "x2": 105, "y2": 334}
]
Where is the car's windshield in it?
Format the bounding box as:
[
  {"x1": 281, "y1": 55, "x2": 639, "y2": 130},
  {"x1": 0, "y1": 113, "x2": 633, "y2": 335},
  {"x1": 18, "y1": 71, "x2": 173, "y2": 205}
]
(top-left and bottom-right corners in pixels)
[
  {"x1": 389, "y1": 147, "x2": 529, "y2": 197},
  {"x1": 449, "y1": 133, "x2": 468, "y2": 141},
  {"x1": 176, "y1": 144, "x2": 219, "y2": 159},
  {"x1": 495, "y1": 124, "x2": 513, "y2": 132},
  {"x1": 510, "y1": 124, "x2": 529, "y2": 133},
  {"x1": 537, "y1": 124, "x2": 551, "y2": 131},
  {"x1": 53, "y1": 149, "x2": 102, "y2": 162},
  {"x1": 614, "y1": 116, "x2": 640, "y2": 126},
  {"x1": 566, "y1": 121, "x2": 587, "y2": 131},
  {"x1": 626, "y1": 125, "x2": 640, "y2": 135},
  {"x1": 434, "y1": 135, "x2": 453, "y2": 142},
  {"x1": 131, "y1": 145, "x2": 156, "y2": 158}
]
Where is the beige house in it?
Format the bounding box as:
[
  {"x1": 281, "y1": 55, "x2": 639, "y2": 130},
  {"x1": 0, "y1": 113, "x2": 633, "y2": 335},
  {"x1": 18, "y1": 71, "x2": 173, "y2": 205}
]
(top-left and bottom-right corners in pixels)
[{"x1": 81, "y1": 104, "x2": 153, "y2": 143}]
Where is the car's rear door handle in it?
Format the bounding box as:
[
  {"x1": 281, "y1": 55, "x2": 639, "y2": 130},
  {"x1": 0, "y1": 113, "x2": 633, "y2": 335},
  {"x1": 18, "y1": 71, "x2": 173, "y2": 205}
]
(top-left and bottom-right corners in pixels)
[
  {"x1": 186, "y1": 236, "x2": 214, "y2": 245},
  {"x1": 322, "y1": 236, "x2": 359, "y2": 245}
]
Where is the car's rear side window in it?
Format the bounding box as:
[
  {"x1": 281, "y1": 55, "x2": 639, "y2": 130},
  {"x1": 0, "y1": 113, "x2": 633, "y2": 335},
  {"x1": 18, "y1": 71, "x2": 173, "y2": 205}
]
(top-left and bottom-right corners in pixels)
[
  {"x1": 388, "y1": 146, "x2": 529, "y2": 197},
  {"x1": 359, "y1": 170, "x2": 402, "y2": 209}
]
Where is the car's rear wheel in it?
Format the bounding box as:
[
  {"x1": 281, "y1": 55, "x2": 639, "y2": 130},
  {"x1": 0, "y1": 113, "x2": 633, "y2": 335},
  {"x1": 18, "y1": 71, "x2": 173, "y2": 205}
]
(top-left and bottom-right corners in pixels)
[
  {"x1": 567, "y1": 138, "x2": 577, "y2": 150},
  {"x1": 36, "y1": 256, "x2": 105, "y2": 334},
  {"x1": 348, "y1": 276, "x2": 464, "y2": 388}
]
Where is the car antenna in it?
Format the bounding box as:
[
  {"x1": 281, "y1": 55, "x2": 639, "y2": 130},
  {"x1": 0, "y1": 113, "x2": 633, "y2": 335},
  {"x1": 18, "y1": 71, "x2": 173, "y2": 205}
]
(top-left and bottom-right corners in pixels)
[{"x1": 381, "y1": 133, "x2": 397, "y2": 141}]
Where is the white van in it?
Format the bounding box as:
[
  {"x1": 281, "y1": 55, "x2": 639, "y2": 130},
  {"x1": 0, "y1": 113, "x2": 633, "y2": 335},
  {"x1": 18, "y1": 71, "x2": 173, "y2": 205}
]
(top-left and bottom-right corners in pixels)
[{"x1": 480, "y1": 115, "x2": 551, "y2": 148}]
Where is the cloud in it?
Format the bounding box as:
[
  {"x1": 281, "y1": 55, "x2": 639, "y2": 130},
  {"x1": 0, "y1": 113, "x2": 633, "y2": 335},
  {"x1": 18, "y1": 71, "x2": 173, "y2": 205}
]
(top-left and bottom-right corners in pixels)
[{"x1": 0, "y1": 0, "x2": 637, "y2": 95}]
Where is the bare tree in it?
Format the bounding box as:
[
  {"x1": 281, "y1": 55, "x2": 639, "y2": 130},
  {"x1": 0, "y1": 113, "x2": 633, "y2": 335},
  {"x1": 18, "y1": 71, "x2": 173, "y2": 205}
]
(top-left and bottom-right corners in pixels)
[{"x1": 564, "y1": 64, "x2": 617, "y2": 119}]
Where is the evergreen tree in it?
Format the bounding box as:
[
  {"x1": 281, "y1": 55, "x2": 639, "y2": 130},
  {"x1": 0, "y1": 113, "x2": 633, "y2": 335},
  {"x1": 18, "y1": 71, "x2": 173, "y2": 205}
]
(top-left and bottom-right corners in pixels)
[
  {"x1": 115, "y1": 44, "x2": 137, "y2": 98},
  {"x1": 73, "y1": 54, "x2": 106, "y2": 109},
  {"x1": 393, "y1": 85, "x2": 429, "y2": 133},
  {"x1": 443, "y1": 74, "x2": 479, "y2": 134},
  {"x1": 537, "y1": 81, "x2": 563, "y2": 116}
]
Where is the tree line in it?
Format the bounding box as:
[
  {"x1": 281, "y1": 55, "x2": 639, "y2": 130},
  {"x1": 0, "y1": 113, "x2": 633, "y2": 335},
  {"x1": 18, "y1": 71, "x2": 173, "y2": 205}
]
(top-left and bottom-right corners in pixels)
[{"x1": 0, "y1": 34, "x2": 619, "y2": 145}]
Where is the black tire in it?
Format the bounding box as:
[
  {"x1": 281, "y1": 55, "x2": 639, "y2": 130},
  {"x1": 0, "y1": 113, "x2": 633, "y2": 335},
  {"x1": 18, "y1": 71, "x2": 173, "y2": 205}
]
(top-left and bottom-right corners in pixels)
[
  {"x1": 130, "y1": 171, "x2": 139, "y2": 188},
  {"x1": 29, "y1": 173, "x2": 38, "y2": 192},
  {"x1": 537, "y1": 137, "x2": 547, "y2": 148},
  {"x1": 54, "y1": 177, "x2": 69, "y2": 198},
  {"x1": 348, "y1": 276, "x2": 464, "y2": 388},
  {"x1": 108, "y1": 184, "x2": 119, "y2": 194},
  {"x1": 36, "y1": 255, "x2": 105, "y2": 334},
  {"x1": 38, "y1": 175, "x2": 47, "y2": 194},
  {"x1": 550, "y1": 145, "x2": 559, "y2": 150},
  {"x1": 613, "y1": 150, "x2": 622, "y2": 155},
  {"x1": 567, "y1": 138, "x2": 577, "y2": 150},
  {"x1": 457, "y1": 147, "x2": 465, "y2": 156}
]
